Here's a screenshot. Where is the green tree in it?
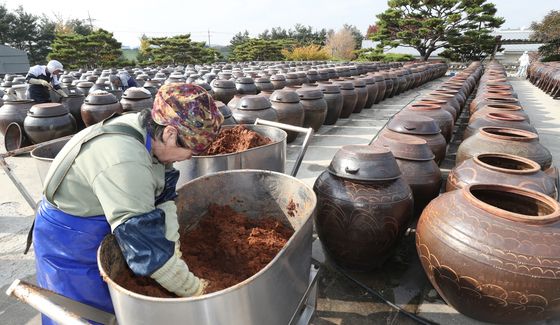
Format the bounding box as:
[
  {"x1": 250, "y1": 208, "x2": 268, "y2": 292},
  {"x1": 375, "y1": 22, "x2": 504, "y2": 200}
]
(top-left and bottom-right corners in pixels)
[
  {"x1": 230, "y1": 30, "x2": 250, "y2": 47},
  {"x1": 373, "y1": 0, "x2": 504, "y2": 60},
  {"x1": 343, "y1": 24, "x2": 364, "y2": 50},
  {"x1": 140, "y1": 34, "x2": 220, "y2": 66},
  {"x1": 0, "y1": 4, "x2": 16, "y2": 44},
  {"x1": 531, "y1": 10, "x2": 560, "y2": 61},
  {"x1": 440, "y1": 28, "x2": 500, "y2": 61},
  {"x1": 288, "y1": 24, "x2": 327, "y2": 46},
  {"x1": 49, "y1": 29, "x2": 122, "y2": 69},
  {"x1": 229, "y1": 38, "x2": 295, "y2": 61}
]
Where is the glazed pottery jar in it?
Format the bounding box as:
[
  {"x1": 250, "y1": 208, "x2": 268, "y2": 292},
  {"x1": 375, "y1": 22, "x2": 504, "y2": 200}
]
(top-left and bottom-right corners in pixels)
[
  {"x1": 61, "y1": 87, "x2": 86, "y2": 131},
  {"x1": 425, "y1": 92, "x2": 461, "y2": 119},
  {"x1": 416, "y1": 98, "x2": 457, "y2": 122},
  {"x1": 447, "y1": 153, "x2": 557, "y2": 198},
  {"x1": 371, "y1": 74, "x2": 386, "y2": 104},
  {"x1": 456, "y1": 127, "x2": 552, "y2": 170},
  {"x1": 314, "y1": 145, "x2": 413, "y2": 270},
  {"x1": 24, "y1": 103, "x2": 76, "y2": 144},
  {"x1": 76, "y1": 81, "x2": 94, "y2": 96},
  {"x1": 0, "y1": 99, "x2": 34, "y2": 135},
  {"x1": 470, "y1": 96, "x2": 521, "y2": 114},
  {"x1": 372, "y1": 132, "x2": 442, "y2": 216},
  {"x1": 254, "y1": 77, "x2": 275, "y2": 93},
  {"x1": 269, "y1": 90, "x2": 304, "y2": 142},
  {"x1": 464, "y1": 112, "x2": 536, "y2": 139},
  {"x1": 382, "y1": 73, "x2": 394, "y2": 100},
  {"x1": 120, "y1": 87, "x2": 154, "y2": 112},
  {"x1": 379, "y1": 115, "x2": 447, "y2": 164},
  {"x1": 235, "y1": 77, "x2": 258, "y2": 95},
  {"x1": 231, "y1": 95, "x2": 278, "y2": 124},
  {"x1": 346, "y1": 78, "x2": 368, "y2": 113},
  {"x1": 417, "y1": 184, "x2": 560, "y2": 323},
  {"x1": 295, "y1": 88, "x2": 327, "y2": 131},
  {"x1": 270, "y1": 74, "x2": 287, "y2": 90},
  {"x1": 469, "y1": 104, "x2": 530, "y2": 124},
  {"x1": 360, "y1": 76, "x2": 379, "y2": 108},
  {"x1": 81, "y1": 91, "x2": 123, "y2": 127},
  {"x1": 214, "y1": 101, "x2": 237, "y2": 125},
  {"x1": 331, "y1": 81, "x2": 357, "y2": 119},
  {"x1": 318, "y1": 83, "x2": 343, "y2": 125},
  {"x1": 398, "y1": 103, "x2": 454, "y2": 142},
  {"x1": 211, "y1": 79, "x2": 237, "y2": 104}
]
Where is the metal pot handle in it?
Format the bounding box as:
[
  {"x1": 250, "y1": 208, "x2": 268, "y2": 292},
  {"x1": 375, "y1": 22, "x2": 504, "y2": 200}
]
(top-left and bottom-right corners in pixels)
[
  {"x1": 254, "y1": 118, "x2": 314, "y2": 177},
  {"x1": 6, "y1": 279, "x2": 117, "y2": 325}
]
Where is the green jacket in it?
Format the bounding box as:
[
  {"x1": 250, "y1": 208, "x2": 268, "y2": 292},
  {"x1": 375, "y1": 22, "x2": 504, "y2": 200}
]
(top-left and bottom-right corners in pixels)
[{"x1": 44, "y1": 113, "x2": 180, "y2": 242}]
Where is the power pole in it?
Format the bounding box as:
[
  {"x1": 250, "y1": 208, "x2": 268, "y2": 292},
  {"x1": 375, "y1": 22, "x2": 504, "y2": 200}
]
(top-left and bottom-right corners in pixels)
[
  {"x1": 87, "y1": 11, "x2": 94, "y2": 29},
  {"x1": 207, "y1": 29, "x2": 211, "y2": 47}
]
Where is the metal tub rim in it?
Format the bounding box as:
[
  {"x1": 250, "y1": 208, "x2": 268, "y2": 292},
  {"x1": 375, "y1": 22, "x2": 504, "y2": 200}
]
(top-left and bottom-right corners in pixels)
[
  {"x1": 194, "y1": 124, "x2": 286, "y2": 158},
  {"x1": 98, "y1": 169, "x2": 316, "y2": 303}
]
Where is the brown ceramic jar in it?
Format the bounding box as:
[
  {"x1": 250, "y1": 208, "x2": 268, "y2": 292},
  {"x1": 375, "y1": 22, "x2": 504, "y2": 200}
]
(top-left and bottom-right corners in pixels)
[
  {"x1": 371, "y1": 74, "x2": 386, "y2": 104},
  {"x1": 456, "y1": 127, "x2": 553, "y2": 170},
  {"x1": 231, "y1": 95, "x2": 278, "y2": 124},
  {"x1": 447, "y1": 153, "x2": 557, "y2": 198},
  {"x1": 469, "y1": 104, "x2": 530, "y2": 124},
  {"x1": 332, "y1": 81, "x2": 357, "y2": 119},
  {"x1": 211, "y1": 79, "x2": 237, "y2": 104},
  {"x1": 270, "y1": 74, "x2": 287, "y2": 90},
  {"x1": 81, "y1": 91, "x2": 123, "y2": 127},
  {"x1": 470, "y1": 96, "x2": 521, "y2": 114},
  {"x1": 417, "y1": 184, "x2": 560, "y2": 323},
  {"x1": 120, "y1": 87, "x2": 154, "y2": 112},
  {"x1": 360, "y1": 76, "x2": 379, "y2": 108},
  {"x1": 60, "y1": 88, "x2": 86, "y2": 131},
  {"x1": 464, "y1": 112, "x2": 536, "y2": 139},
  {"x1": 314, "y1": 145, "x2": 414, "y2": 270},
  {"x1": 398, "y1": 103, "x2": 454, "y2": 143},
  {"x1": 0, "y1": 99, "x2": 34, "y2": 135},
  {"x1": 372, "y1": 132, "x2": 442, "y2": 216},
  {"x1": 380, "y1": 115, "x2": 447, "y2": 164},
  {"x1": 24, "y1": 103, "x2": 76, "y2": 144},
  {"x1": 296, "y1": 88, "x2": 327, "y2": 131},
  {"x1": 318, "y1": 83, "x2": 343, "y2": 125},
  {"x1": 269, "y1": 90, "x2": 304, "y2": 142},
  {"x1": 214, "y1": 101, "x2": 237, "y2": 126},
  {"x1": 347, "y1": 78, "x2": 368, "y2": 113}
]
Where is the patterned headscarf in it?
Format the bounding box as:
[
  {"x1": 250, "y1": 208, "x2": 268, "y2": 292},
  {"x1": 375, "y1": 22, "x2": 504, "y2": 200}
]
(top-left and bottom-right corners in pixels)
[{"x1": 151, "y1": 83, "x2": 223, "y2": 154}]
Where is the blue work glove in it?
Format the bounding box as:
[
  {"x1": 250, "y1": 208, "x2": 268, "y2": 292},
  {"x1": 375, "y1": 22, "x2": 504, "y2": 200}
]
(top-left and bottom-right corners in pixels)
[{"x1": 155, "y1": 168, "x2": 180, "y2": 205}]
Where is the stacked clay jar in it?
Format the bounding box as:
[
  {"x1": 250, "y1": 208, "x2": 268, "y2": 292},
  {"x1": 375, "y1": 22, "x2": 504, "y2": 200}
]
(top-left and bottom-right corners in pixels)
[
  {"x1": 527, "y1": 61, "x2": 560, "y2": 98},
  {"x1": 416, "y1": 61, "x2": 560, "y2": 324}
]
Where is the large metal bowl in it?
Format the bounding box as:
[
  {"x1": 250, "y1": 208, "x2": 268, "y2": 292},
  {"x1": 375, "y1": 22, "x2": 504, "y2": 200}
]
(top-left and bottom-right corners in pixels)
[
  {"x1": 174, "y1": 124, "x2": 287, "y2": 186},
  {"x1": 98, "y1": 169, "x2": 317, "y2": 325},
  {"x1": 30, "y1": 137, "x2": 71, "y2": 185}
]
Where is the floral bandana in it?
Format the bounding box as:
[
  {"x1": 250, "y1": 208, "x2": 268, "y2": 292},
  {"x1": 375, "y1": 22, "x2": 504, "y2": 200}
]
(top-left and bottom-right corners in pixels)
[{"x1": 151, "y1": 83, "x2": 223, "y2": 154}]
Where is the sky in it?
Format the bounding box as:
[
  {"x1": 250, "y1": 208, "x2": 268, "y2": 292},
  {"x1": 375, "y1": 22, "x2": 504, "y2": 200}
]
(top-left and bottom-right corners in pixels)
[{"x1": 4, "y1": 0, "x2": 559, "y2": 47}]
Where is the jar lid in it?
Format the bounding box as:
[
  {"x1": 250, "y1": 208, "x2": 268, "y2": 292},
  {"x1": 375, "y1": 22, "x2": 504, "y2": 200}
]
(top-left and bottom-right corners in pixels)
[
  {"x1": 122, "y1": 87, "x2": 152, "y2": 100},
  {"x1": 318, "y1": 84, "x2": 341, "y2": 94},
  {"x1": 332, "y1": 81, "x2": 354, "y2": 90},
  {"x1": 85, "y1": 91, "x2": 118, "y2": 105},
  {"x1": 387, "y1": 115, "x2": 441, "y2": 135},
  {"x1": 372, "y1": 132, "x2": 435, "y2": 161},
  {"x1": 296, "y1": 88, "x2": 323, "y2": 100},
  {"x1": 269, "y1": 90, "x2": 300, "y2": 103},
  {"x1": 211, "y1": 79, "x2": 235, "y2": 89},
  {"x1": 236, "y1": 95, "x2": 271, "y2": 110},
  {"x1": 328, "y1": 145, "x2": 401, "y2": 181},
  {"x1": 236, "y1": 77, "x2": 255, "y2": 84},
  {"x1": 28, "y1": 103, "x2": 69, "y2": 118}
]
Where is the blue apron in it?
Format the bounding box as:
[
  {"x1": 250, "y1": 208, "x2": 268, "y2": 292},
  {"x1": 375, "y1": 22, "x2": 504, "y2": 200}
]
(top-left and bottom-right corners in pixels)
[{"x1": 33, "y1": 120, "x2": 150, "y2": 325}]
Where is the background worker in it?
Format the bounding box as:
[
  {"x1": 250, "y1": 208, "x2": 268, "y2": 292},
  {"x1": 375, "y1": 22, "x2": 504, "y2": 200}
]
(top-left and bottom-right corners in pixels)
[
  {"x1": 33, "y1": 83, "x2": 223, "y2": 324},
  {"x1": 25, "y1": 59, "x2": 68, "y2": 103}
]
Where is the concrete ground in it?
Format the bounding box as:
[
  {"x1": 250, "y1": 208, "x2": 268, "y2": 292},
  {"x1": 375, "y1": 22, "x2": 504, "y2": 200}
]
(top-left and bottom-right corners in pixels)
[{"x1": 1, "y1": 76, "x2": 559, "y2": 324}]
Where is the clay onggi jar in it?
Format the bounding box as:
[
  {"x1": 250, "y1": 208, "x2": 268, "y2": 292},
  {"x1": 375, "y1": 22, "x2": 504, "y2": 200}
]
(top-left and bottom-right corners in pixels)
[
  {"x1": 447, "y1": 153, "x2": 557, "y2": 198},
  {"x1": 314, "y1": 145, "x2": 413, "y2": 270},
  {"x1": 417, "y1": 184, "x2": 560, "y2": 323}
]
